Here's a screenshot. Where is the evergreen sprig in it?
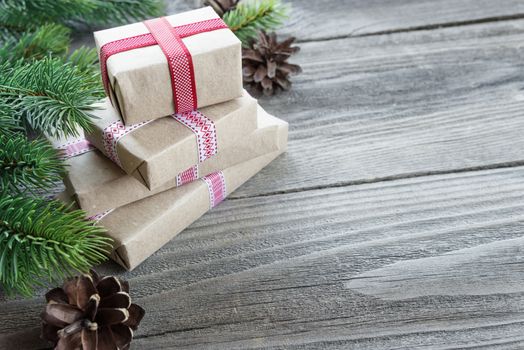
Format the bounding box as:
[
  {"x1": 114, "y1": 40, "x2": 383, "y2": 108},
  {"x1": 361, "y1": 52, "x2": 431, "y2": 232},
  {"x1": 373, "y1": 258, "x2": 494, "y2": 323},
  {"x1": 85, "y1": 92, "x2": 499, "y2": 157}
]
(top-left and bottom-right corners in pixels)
[
  {"x1": 223, "y1": 0, "x2": 289, "y2": 46},
  {"x1": 0, "y1": 134, "x2": 65, "y2": 194},
  {"x1": 0, "y1": 194, "x2": 112, "y2": 296},
  {"x1": 0, "y1": 0, "x2": 164, "y2": 32},
  {"x1": 0, "y1": 25, "x2": 69, "y2": 63},
  {"x1": 0, "y1": 58, "x2": 103, "y2": 138},
  {"x1": 0, "y1": 0, "x2": 162, "y2": 298},
  {"x1": 0, "y1": 24, "x2": 70, "y2": 62}
]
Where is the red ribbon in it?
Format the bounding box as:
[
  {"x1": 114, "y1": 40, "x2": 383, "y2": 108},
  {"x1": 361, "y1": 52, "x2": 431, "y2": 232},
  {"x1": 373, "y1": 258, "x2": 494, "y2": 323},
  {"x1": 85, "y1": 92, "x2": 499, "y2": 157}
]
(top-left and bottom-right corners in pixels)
[{"x1": 100, "y1": 17, "x2": 228, "y2": 114}]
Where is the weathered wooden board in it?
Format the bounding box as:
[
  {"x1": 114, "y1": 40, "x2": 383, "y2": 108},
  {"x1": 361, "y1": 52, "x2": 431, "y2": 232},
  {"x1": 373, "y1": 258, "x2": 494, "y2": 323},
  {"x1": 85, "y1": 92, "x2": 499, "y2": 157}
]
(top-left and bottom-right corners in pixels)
[
  {"x1": 74, "y1": 0, "x2": 524, "y2": 45},
  {"x1": 2, "y1": 166, "x2": 524, "y2": 349},
  {"x1": 167, "y1": 0, "x2": 524, "y2": 41},
  {"x1": 233, "y1": 19, "x2": 524, "y2": 197}
]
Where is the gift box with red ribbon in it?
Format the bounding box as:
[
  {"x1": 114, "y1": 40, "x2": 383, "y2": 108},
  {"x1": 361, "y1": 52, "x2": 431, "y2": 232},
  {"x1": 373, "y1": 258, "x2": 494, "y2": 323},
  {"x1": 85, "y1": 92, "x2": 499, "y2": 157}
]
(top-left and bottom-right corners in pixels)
[
  {"x1": 52, "y1": 106, "x2": 286, "y2": 217},
  {"x1": 94, "y1": 7, "x2": 243, "y2": 124},
  {"x1": 84, "y1": 91, "x2": 257, "y2": 190},
  {"x1": 56, "y1": 112, "x2": 288, "y2": 270}
]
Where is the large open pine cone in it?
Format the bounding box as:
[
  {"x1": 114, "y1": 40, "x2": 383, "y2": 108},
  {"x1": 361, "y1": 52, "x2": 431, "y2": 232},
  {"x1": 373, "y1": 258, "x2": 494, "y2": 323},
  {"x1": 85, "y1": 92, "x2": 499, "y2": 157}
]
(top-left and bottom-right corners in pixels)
[
  {"x1": 242, "y1": 31, "x2": 302, "y2": 96},
  {"x1": 204, "y1": 0, "x2": 239, "y2": 17},
  {"x1": 41, "y1": 270, "x2": 145, "y2": 350}
]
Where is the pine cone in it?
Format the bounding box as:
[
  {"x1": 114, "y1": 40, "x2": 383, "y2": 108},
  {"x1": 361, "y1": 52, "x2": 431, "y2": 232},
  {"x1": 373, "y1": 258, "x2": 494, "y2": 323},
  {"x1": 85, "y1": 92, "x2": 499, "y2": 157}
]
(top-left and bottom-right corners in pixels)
[
  {"x1": 204, "y1": 0, "x2": 239, "y2": 17},
  {"x1": 242, "y1": 31, "x2": 302, "y2": 96},
  {"x1": 41, "y1": 270, "x2": 145, "y2": 350}
]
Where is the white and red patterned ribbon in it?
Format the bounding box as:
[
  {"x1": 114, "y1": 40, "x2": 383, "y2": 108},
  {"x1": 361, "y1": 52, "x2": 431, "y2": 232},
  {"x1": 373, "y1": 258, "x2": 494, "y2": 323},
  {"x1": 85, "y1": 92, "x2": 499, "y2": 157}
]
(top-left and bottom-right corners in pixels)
[
  {"x1": 99, "y1": 17, "x2": 228, "y2": 113},
  {"x1": 102, "y1": 120, "x2": 151, "y2": 167},
  {"x1": 88, "y1": 208, "x2": 115, "y2": 223},
  {"x1": 202, "y1": 171, "x2": 226, "y2": 209},
  {"x1": 176, "y1": 164, "x2": 199, "y2": 186},
  {"x1": 173, "y1": 110, "x2": 217, "y2": 162},
  {"x1": 57, "y1": 138, "x2": 95, "y2": 159},
  {"x1": 101, "y1": 110, "x2": 216, "y2": 170}
]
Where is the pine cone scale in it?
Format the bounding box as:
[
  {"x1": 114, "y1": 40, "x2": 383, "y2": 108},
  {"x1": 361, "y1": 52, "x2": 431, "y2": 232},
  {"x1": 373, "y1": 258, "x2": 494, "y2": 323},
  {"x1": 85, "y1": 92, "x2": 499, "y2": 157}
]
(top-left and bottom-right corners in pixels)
[
  {"x1": 97, "y1": 276, "x2": 123, "y2": 298},
  {"x1": 44, "y1": 303, "x2": 84, "y2": 326},
  {"x1": 111, "y1": 324, "x2": 133, "y2": 348},
  {"x1": 254, "y1": 65, "x2": 267, "y2": 82},
  {"x1": 96, "y1": 307, "x2": 130, "y2": 326},
  {"x1": 96, "y1": 327, "x2": 116, "y2": 350},
  {"x1": 204, "y1": 0, "x2": 239, "y2": 17},
  {"x1": 76, "y1": 275, "x2": 97, "y2": 310},
  {"x1": 81, "y1": 329, "x2": 97, "y2": 350},
  {"x1": 266, "y1": 60, "x2": 277, "y2": 78},
  {"x1": 123, "y1": 304, "x2": 145, "y2": 330},
  {"x1": 46, "y1": 287, "x2": 69, "y2": 304},
  {"x1": 99, "y1": 292, "x2": 131, "y2": 309}
]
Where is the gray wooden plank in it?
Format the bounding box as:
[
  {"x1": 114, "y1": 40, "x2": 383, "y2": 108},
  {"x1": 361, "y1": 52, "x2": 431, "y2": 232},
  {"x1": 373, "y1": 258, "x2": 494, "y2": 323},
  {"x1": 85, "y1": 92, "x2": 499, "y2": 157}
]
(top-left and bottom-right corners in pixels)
[
  {"x1": 72, "y1": 0, "x2": 524, "y2": 45},
  {"x1": 279, "y1": 0, "x2": 524, "y2": 41},
  {"x1": 2, "y1": 166, "x2": 524, "y2": 349},
  {"x1": 233, "y1": 18, "x2": 524, "y2": 197},
  {"x1": 169, "y1": 0, "x2": 524, "y2": 41}
]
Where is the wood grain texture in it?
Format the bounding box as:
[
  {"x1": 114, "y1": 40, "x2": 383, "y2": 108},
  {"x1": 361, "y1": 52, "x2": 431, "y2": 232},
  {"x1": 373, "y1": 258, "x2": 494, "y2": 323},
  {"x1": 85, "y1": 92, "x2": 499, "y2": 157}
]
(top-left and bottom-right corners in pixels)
[
  {"x1": 233, "y1": 18, "x2": 524, "y2": 197},
  {"x1": 2, "y1": 167, "x2": 524, "y2": 349},
  {"x1": 74, "y1": 0, "x2": 524, "y2": 46},
  {"x1": 173, "y1": 0, "x2": 524, "y2": 41}
]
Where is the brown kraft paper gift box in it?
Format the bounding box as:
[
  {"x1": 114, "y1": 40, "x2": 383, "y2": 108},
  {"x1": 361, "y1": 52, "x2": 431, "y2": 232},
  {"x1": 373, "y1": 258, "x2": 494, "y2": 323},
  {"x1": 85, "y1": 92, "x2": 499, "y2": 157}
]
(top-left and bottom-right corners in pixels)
[
  {"x1": 57, "y1": 108, "x2": 285, "y2": 216},
  {"x1": 94, "y1": 7, "x2": 243, "y2": 124},
  {"x1": 85, "y1": 91, "x2": 257, "y2": 190},
  {"x1": 103, "y1": 126, "x2": 287, "y2": 270}
]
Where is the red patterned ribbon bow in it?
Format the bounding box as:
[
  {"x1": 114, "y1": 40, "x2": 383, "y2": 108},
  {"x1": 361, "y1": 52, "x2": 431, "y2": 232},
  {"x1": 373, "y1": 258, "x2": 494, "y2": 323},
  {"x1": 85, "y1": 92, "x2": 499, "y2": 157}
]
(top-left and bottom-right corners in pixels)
[{"x1": 100, "y1": 17, "x2": 228, "y2": 114}]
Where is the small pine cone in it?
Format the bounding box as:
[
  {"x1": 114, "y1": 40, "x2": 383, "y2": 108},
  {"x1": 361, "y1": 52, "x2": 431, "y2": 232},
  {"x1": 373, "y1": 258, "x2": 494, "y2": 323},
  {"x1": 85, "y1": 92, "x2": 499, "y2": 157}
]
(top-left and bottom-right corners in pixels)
[
  {"x1": 242, "y1": 31, "x2": 302, "y2": 96},
  {"x1": 41, "y1": 270, "x2": 145, "y2": 350},
  {"x1": 204, "y1": 0, "x2": 239, "y2": 17}
]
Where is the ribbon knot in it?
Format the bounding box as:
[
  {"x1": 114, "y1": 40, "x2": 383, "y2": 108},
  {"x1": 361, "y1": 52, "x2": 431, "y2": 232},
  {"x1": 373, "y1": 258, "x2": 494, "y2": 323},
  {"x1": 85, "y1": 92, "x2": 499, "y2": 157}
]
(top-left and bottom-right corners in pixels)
[{"x1": 100, "y1": 17, "x2": 228, "y2": 114}]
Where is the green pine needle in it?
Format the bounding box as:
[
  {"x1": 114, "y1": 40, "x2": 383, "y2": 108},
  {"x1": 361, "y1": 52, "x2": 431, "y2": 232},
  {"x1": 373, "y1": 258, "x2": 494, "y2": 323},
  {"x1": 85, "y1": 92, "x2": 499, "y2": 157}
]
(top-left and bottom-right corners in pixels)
[
  {"x1": 0, "y1": 0, "x2": 164, "y2": 32},
  {"x1": 0, "y1": 99, "x2": 21, "y2": 134},
  {"x1": 0, "y1": 194, "x2": 112, "y2": 297},
  {"x1": 0, "y1": 58, "x2": 103, "y2": 138},
  {"x1": 0, "y1": 134, "x2": 65, "y2": 194},
  {"x1": 67, "y1": 46, "x2": 99, "y2": 72},
  {"x1": 223, "y1": 0, "x2": 290, "y2": 46},
  {"x1": 0, "y1": 24, "x2": 70, "y2": 62}
]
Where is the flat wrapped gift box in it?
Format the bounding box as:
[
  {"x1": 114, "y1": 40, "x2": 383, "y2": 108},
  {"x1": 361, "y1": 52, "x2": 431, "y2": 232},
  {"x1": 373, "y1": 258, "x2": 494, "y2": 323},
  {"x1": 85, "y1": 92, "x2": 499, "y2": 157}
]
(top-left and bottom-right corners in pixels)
[
  {"x1": 94, "y1": 7, "x2": 242, "y2": 124},
  {"x1": 57, "y1": 107, "x2": 285, "y2": 216},
  {"x1": 86, "y1": 117, "x2": 287, "y2": 270},
  {"x1": 85, "y1": 92, "x2": 257, "y2": 190}
]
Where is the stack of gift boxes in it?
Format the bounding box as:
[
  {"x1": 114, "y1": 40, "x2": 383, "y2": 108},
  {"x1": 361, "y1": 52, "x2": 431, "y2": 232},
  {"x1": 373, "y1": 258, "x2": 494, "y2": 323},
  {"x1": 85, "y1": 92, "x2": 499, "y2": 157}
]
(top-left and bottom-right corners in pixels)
[{"x1": 51, "y1": 7, "x2": 288, "y2": 270}]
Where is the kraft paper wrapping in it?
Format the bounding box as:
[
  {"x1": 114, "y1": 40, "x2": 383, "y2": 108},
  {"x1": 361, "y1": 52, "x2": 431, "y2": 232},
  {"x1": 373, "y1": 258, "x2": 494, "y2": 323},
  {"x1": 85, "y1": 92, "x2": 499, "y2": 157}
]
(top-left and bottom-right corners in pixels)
[
  {"x1": 61, "y1": 108, "x2": 285, "y2": 216},
  {"x1": 85, "y1": 92, "x2": 257, "y2": 190},
  {"x1": 94, "y1": 7, "x2": 243, "y2": 124},
  {"x1": 96, "y1": 119, "x2": 287, "y2": 270}
]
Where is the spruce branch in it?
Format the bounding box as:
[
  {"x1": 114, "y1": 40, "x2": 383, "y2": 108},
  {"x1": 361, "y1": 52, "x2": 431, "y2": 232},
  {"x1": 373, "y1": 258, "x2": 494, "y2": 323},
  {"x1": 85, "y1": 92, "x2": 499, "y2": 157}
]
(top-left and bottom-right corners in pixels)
[
  {"x1": 0, "y1": 194, "x2": 112, "y2": 296},
  {"x1": 223, "y1": 0, "x2": 289, "y2": 46},
  {"x1": 0, "y1": 24, "x2": 70, "y2": 62},
  {"x1": 0, "y1": 58, "x2": 103, "y2": 138},
  {"x1": 0, "y1": 0, "x2": 164, "y2": 32},
  {"x1": 0, "y1": 134, "x2": 65, "y2": 194}
]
